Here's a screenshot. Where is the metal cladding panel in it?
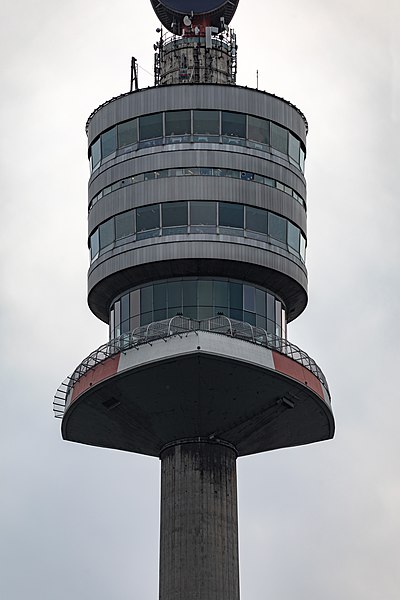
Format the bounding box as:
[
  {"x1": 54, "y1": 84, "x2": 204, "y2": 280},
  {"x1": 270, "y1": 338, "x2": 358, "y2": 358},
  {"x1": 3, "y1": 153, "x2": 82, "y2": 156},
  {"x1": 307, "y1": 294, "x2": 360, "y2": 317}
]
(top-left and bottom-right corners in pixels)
[
  {"x1": 87, "y1": 85, "x2": 307, "y2": 143},
  {"x1": 87, "y1": 239, "x2": 308, "y2": 322},
  {"x1": 89, "y1": 148, "x2": 306, "y2": 200},
  {"x1": 88, "y1": 180, "x2": 306, "y2": 235},
  {"x1": 61, "y1": 332, "x2": 333, "y2": 457}
]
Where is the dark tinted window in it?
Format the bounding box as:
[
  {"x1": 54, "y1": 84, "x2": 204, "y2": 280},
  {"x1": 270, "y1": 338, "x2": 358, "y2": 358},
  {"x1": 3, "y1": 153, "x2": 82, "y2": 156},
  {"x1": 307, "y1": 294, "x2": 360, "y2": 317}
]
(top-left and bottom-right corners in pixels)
[
  {"x1": 118, "y1": 119, "x2": 137, "y2": 147},
  {"x1": 190, "y1": 201, "x2": 217, "y2": 225},
  {"x1": 183, "y1": 280, "x2": 197, "y2": 306},
  {"x1": 101, "y1": 127, "x2": 117, "y2": 158},
  {"x1": 153, "y1": 283, "x2": 167, "y2": 311},
  {"x1": 115, "y1": 210, "x2": 135, "y2": 239},
  {"x1": 230, "y1": 282, "x2": 243, "y2": 309},
  {"x1": 139, "y1": 113, "x2": 163, "y2": 140},
  {"x1": 214, "y1": 280, "x2": 229, "y2": 307},
  {"x1": 243, "y1": 285, "x2": 255, "y2": 312},
  {"x1": 99, "y1": 219, "x2": 114, "y2": 249},
  {"x1": 121, "y1": 294, "x2": 130, "y2": 333},
  {"x1": 246, "y1": 206, "x2": 268, "y2": 234},
  {"x1": 90, "y1": 230, "x2": 99, "y2": 259},
  {"x1": 168, "y1": 281, "x2": 182, "y2": 308},
  {"x1": 288, "y1": 133, "x2": 300, "y2": 164},
  {"x1": 193, "y1": 110, "x2": 220, "y2": 134},
  {"x1": 221, "y1": 112, "x2": 246, "y2": 138},
  {"x1": 141, "y1": 286, "x2": 153, "y2": 314},
  {"x1": 288, "y1": 222, "x2": 300, "y2": 252},
  {"x1": 165, "y1": 111, "x2": 191, "y2": 135},
  {"x1": 270, "y1": 123, "x2": 288, "y2": 154},
  {"x1": 219, "y1": 203, "x2": 244, "y2": 228},
  {"x1": 91, "y1": 138, "x2": 101, "y2": 169},
  {"x1": 162, "y1": 202, "x2": 188, "y2": 227},
  {"x1": 136, "y1": 205, "x2": 160, "y2": 232},
  {"x1": 248, "y1": 116, "x2": 269, "y2": 145},
  {"x1": 268, "y1": 213, "x2": 286, "y2": 243}
]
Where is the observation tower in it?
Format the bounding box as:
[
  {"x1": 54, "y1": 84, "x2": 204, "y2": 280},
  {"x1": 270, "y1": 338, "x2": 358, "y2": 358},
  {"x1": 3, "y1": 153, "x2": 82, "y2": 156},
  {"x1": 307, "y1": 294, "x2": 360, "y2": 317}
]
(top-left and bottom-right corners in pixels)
[{"x1": 54, "y1": 1, "x2": 335, "y2": 599}]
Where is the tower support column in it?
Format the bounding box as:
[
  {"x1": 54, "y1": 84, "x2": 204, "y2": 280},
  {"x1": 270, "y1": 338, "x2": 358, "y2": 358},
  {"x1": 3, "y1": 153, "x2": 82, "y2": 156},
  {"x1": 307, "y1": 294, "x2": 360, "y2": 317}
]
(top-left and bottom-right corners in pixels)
[{"x1": 159, "y1": 440, "x2": 240, "y2": 600}]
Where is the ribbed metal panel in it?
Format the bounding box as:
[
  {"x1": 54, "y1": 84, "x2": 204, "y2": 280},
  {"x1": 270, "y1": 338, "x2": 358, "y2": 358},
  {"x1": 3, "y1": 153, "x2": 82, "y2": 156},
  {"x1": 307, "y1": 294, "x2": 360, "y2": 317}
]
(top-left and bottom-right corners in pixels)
[
  {"x1": 89, "y1": 148, "x2": 306, "y2": 200},
  {"x1": 87, "y1": 237, "x2": 308, "y2": 323},
  {"x1": 87, "y1": 85, "x2": 307, "y2": 143},
  {"x1": 88, "y1": 182, "x2": 306, "y2": 234}
]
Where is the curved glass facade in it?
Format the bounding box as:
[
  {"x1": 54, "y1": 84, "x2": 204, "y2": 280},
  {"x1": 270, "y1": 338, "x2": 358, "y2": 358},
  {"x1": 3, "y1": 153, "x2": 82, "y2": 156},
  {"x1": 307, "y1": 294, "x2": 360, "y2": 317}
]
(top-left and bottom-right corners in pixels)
[
  {"x1": 89, "y1": 109, "x2": 306, "y2": 174},
  {"x1": 89, "y1": 166, "x2": 305, "y2": 212},
  {"x1": 89, "y1": 201, "x2": 306, "y2": 263},
  {"x1": 109, "y1": 278, "x2": 287, "y2": 340}
]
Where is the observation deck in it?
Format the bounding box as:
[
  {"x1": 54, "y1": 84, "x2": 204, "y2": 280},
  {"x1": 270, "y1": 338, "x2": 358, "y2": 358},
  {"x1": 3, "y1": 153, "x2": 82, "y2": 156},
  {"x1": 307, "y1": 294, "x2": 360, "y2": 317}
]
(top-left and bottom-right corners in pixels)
[{"x1": 54, "y1": 316, "x2": 334, "y2": 457}]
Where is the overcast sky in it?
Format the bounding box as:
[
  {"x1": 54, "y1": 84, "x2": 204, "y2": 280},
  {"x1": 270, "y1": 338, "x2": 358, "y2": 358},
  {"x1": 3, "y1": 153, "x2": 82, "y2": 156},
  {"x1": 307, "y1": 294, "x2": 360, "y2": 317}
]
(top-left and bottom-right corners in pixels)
[{"x1": 1, "y1": 0, "x2": 399, "y2": 598}]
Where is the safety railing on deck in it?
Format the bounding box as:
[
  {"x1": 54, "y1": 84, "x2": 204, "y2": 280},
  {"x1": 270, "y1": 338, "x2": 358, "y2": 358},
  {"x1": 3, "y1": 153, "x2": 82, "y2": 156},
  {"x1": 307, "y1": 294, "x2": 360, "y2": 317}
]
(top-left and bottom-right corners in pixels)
[{"x1": 53, "y1": 316, "x2": 329, "y2": 418}]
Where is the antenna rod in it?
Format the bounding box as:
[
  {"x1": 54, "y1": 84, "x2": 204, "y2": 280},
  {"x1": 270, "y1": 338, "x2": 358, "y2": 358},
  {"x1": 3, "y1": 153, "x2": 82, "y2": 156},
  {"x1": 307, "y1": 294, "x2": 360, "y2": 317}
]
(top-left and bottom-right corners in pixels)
[{"x1": 130, "y1": 57, "x2": 139, "y2": 92}]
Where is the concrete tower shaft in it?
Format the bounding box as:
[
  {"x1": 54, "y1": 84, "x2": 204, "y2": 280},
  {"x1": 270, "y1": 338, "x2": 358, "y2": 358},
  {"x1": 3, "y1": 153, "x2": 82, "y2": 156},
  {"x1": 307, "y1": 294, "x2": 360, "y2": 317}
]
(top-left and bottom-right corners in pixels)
[{"x1": 159, "y1": 441, "x2": 239, "y2": 600}]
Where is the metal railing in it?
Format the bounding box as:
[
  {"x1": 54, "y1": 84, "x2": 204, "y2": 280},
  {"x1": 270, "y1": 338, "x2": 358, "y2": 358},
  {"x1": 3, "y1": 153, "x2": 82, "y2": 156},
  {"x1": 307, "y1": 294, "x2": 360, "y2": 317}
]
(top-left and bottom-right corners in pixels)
[{"x1": 53, "y1": 316, "x2": 329, "y2": 418}]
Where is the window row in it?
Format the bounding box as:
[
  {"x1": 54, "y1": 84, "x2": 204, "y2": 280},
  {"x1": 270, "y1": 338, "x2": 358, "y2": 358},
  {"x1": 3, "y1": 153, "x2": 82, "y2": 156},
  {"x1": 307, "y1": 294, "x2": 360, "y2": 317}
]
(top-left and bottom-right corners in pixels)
[
  {"x1": 110, "y1": 278, "x2": 287, "y2": 340},
  {"x1": 89, "y1": 201, "x2": 306, "y2": 263},
  {"x1": 89, "y1": 110, "x2": 306, "y2": 173},
  {"x1": 89, "y1": 166, "x2": 305, "y2": 212}
]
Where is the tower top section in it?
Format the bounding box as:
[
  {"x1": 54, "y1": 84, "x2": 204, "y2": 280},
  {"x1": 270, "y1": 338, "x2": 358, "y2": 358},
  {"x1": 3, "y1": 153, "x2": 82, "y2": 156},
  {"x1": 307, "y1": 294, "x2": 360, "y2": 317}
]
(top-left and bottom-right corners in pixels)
[{"x1": 150, "y1": 0, "x2": 240, "y2": 34}]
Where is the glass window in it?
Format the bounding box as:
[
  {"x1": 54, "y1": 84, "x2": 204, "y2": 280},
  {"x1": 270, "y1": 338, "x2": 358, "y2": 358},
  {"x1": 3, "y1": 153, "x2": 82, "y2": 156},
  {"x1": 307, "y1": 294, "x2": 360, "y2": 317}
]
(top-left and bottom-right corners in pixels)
[
  {"x1": 91, "y1": 138, "x2": 101, "y2": 169},
  {"x1": 230, "y1": 282, "x2": 243, "y2": 310},
  {"x1": 300, "y1": 234, "x2": 306, "y2": 261},
  {"x1": 219, "y1": 203, "x2": 244, "y2": 229},
  {"x1": 248, "y1": 116, "x2": 269, "y2": 145},
  {"x1": 136, "y1": 205, "x2": 160, "y2": 232},
  {"x1": 99, "y1": 219, "x2": 114, "y2": 250},
  {"x1": 214, "y1": 281, "x2": 229, "y2": 307},
  {"x1": 288, "y1": 222, "x2": 300, "y2": 253},
  {"x1": 221, "y1": 112, "x2": 246, "y2": 138},
  {"x1": 115, "y1": 210, "x2": 135, "y2": 240},
  {"x1": 114, "y1": 300, "x2": 121, "y2": 337},
  {"x1": 255, "y1": 288, "x2": 265, "y2": 316},
  {"x1": 154, "y1": 308, "x2": 167, "y2": 321},
  {"x1": 246, "y1": 206, "x2": 268, "y2": 234},
  {"x1": 165, "y1": 111, "x2": 191, "y2": 135},
  {"x1": 162, "y1": 202, "x2": 188, "y2": 227},
  {"x1": 288, "y1": 133, "x2": 300, "y2": 164},
  {"x1": 154, "y1": 283, "x2": 167, "y2": 311},
  {"x1": 110, "y1": 307, "x2": 115, "y2": 338},
  {"x1": 281, "y1": 306, "x2": 287, "y2": 338},
  {"x1": 190, "y1": 201, "x2": 217, "y2": 225},
  {"x1": 139, "y1": 113, "x2": 163, "y2": 140},
  {"x1": 90, "y1": 229, "x2": 99, "y2": 260},
  {"x1": 141, "y1": 286, "x2": 153, "y2": 314},
  {"x1": 268, "y1": 213, "x2": 286, "y2": 243},
  {"x1": 198, "y1": 281, "x2": 213, "y2": 306},
  {"x1": 193, "y1": 110, "x2": 220, "y2": 135},
  {"x1": 183, "y1": 280, "x2": 197, "y2": 306},
  {"x1": 270, "y1": 123, "x2": 288, "y2": 154},
  {"x1": 244, "y1": 311, "x2": 256, "y2": 326},
  {"x1": 243, "y1": 285, "x2": 255, "y2": 312},
  {"x1": 300, "y1": 147, "x2": 305, "y2": 172},
  {"x1": 101, "y1": 127, "x2": 117, "y2": 158},
  {"x1": 168, "y1": 281, "x2": 182, "y2": 309},
  {"x1": 130, "y1": 289, "x2": 140, "y2": 319},
  {"x1": 118, "y1": 119, "x2": 137, "y2": 147},
  {"x1": 275, "y1": 300, "x2": 282, "y2": 334},
  {"x1": 141, "y1": 312, "x2": 153, "y2": 326},
  {"x1": 266, "y1": 293, "x2": 275, "y2": 322},
  {"x1": 121, "y1": 294, "x2": 130, "y2": 334}
]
